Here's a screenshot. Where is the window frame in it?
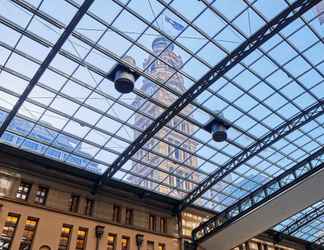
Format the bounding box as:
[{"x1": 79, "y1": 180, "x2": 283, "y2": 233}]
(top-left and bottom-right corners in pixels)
[
  {"x1": 107, "y1": 233, "x2": 117, "y2": 250},
  {"x1": 16, "y1": 181, "x2": 32, "y2": 201},
  {"x1": 148, "y1": 214, "x2": 156, "y2": 232},
  {"x1": 58, "y1": 224, "x2": 73, "y2": 250},
  {"x1": 147, "y1": 241, "x2": 154, "y2": 250},
  {"x1": 112, "y1": 204, "x2": 121, "y2": 223},
  {"x1": 121, "y1": 236, "x2": 130, "y2": 250},
  {"x1": 158, "y1": 243, "x2": 166, "y2": 250},
  {"x1": 84, "y1": 198, "x2": 94, "y2": 216},
  {"x1": 69, "y1": 194, "x2": 80, "y2": 213},
  {"x1": 160, "y1": 217, "x2": 167, "y2": 233},
  {"x1": 19, "y1": 216, "x2": 39, "y2": 250},
  {"x1": 34, "y1": 185, "x2": 49, "y2": 205},
  {"x1": 76, "y1": 227, "x2": 88, "y2": 250},
  {"x1": 1, "y1": 213, "x2": 20, "y2": 249},
  {"x1": 125, "y1": 208, "x2": 134, "y2": 225}
]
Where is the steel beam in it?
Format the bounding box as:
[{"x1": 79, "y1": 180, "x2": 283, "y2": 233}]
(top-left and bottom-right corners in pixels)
[
  {"x1": 303, "y1": 236, "x2": 324, "y2": 250},
  {"x1": 192, "y1": 147, "x2": 324, "y2": 244},
  {"x1": 94, "y1": 0, "x2": 322, "y2": 192},
  {"x1": 282, "y1": 204, "x2": 324, "y2": 236},
  {"x1": 178, "y1": 100, "x2": 324, "y2": 212},
  {"x1": 314, "y1": 235, "x2": 324, "y2": 246},
  {"x1": 0, "y1": 0, "x2": 94, "y2": 136}
]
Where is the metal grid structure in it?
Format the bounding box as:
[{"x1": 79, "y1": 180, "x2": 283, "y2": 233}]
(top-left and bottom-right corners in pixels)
[
  {"x1": 275, "y1": 200, "x2": 324, "y2": 244},
  {"x1": 282, "y1": 203, "x2": 324, "y2": 235},
  {"x1": 0, "y1": 0, "x2": 323, "y2": 243},
  {"x1": 192, "y1": 147, "x2": 324, "y2": 242},
  {"x1": 314, "y1": 235, "x2": 324, "y2": 246}
]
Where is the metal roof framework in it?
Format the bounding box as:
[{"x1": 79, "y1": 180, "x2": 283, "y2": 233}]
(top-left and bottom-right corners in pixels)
[
  {"x1": 0, "y1": 0, "x2": 323, "y2": 243},
  {"x1": 314, "y1": 235, "x2": 324, "y2": 246},
  {"x1": 95, "y1": 0, "x2": 323, "y2": 192},
  {"x1": 192, "y1": 147, "x2": 324, "y2": 242},
  {"x1": 275, "y1": 200, "x2": 324, "y2": 243},
  {"x1": 282, "y1": 203, "x2": 324, "y2": 236},
  {"x1": 0, "y1": 0, "x2": 95, "y2": 137},
  {"x1": 178, "y1": 100, "x2": 324, "y2": 212}
]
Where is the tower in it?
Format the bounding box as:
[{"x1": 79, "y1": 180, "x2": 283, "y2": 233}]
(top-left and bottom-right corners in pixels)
[{"x1": 130, "y1": 37, "x2": 198, "y2": 197}]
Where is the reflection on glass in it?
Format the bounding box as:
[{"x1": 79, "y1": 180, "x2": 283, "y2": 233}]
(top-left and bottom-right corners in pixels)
[
  {"x1": 147, "y1": 241, "x2": 154, "y2": 250},
  {"x1": 129, "y1": 36, "x2": 198, "y2": 198},
  {"x1": 107, "y1": 234, "x2": 117, "y2": 250},
  {"x1": 158, "y1": 243, "x2": 166, "y2": 250},
  {"x1": 16, "y1": 182, "x2": 31, "y2": 201},
  {"x1": 19, "y1": 217, "x2": 39, "y2": 250},
  {"x1": 76, "y1": 227, "x2": 88, "y2": 250},
  {"x1": 35, "y1": 186, "x2": 49, "y2": 205},
  {"x1": 58, "y1": 225, "x2": 73, "y2": 250},
  {"x1": 0, "y1": 213, "x2": 20, "y2": 250},
  {"x1": 121, "y1": 236, "x2": 129, "y2": 250}
]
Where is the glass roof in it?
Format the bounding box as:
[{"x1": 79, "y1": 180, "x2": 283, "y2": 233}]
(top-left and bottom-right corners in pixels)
[
  {"x1": 0, "y1": 0, "x2": 323, "y2": 219},
  {"x1": 275, "y1": 200, "x2": 324, "y2": 244}
]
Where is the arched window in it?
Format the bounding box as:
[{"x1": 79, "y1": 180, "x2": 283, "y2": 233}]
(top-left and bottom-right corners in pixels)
[{"x1": 39, "y1": 245, "x2": 51, "y2": 250}]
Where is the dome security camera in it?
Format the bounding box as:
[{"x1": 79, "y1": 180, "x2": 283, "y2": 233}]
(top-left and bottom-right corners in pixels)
[
  {"x1": 211, "y1": 122, "x2": 228, "y2": 142},
  {"x1": 114, "y1": 67, "x2": 136, "y2": 94},
  {"x1": 107, "y1": 56, "x2": 139, "y2": 94},
  {"x1": 204, "y1": 115, "x2": 230, "y2": 143}
]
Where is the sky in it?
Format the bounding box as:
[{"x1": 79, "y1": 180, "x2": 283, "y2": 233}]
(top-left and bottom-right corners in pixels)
[{"x1": 0, "y1": 0, "x2": 323, "y2": 214}]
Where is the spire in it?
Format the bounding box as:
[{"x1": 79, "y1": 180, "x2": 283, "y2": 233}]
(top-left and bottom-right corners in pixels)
[{"x1": 152, "y1": 36, "x2": 174, "y2": 54}]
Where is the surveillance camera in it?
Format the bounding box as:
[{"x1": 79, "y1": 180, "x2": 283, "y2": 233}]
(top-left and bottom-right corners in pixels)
[
  {"x1": 204, "y1": 115, "x2": 230, "y2": 143},
  {"x1": 107, "y1": 56, "x2": 139, "y2": 94},
  {"x1": 114, "y1": 68, "x2": 135, "y2": 94},
  {"x1": 211, "y1": 122, "x2": 227, "y2": 142}
]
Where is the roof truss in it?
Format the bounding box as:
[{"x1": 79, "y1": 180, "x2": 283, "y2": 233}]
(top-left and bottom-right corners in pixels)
[
  {"x1": 0, "y1": 0, "x2": 95, "y2": 136},
  {"x1": 94, "y1": 0, "x2": 322, "y2": 193},
  {"x1": 282, "y1": 204, "x2": 324, "y2": 236},
  {"x1": 192, "y1": 147, "x2": 324, "y2": 242},
  {"x1": 178, "y1": 100, "x2": 324, "y2": 212}
]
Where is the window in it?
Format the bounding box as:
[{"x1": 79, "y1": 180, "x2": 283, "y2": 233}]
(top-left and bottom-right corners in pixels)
[
  {"x1": 125, "y1": 208, "x2": 133, "y2": 225},
  {"x1": 160, "y1": 217, "x2": 167, "y2": 233},
  {"x1": 22, "y1": 140, "x2": 40, "y2": 151},
  {"x1": 112, "y1": 205, "x2": 121, "y2": 223},
  {"x1": 121, "y1": 237, "x2": 129, "y2": 250},
  {"x1": 35, "y1": 186, "x2": 49, "y2": 205},
  {"x1": 148, "y1": 215, "x2": 156, "y2": 231},
  {"x1": 174, "y1": 148, "x2": 180, "y2": 160},
  {"x1": 181, "y1": 122, "x2": 187, "y2": 133},
  {"x1": 69, "y1": 195, "x2": 80, "y2": 213},
  {"x1": 158, "y1": 244, "x2": 165, "y2": 250},
  {"x1": 167, "y1": 144, "x2": 172, "y2": 155},
  {"x1": 0, "y1": 213, "x2": 20, "y2": 250},
  {"x1": 107, "y1": 234, "x2": 116, "y2": 250},
  {"x1": 175, "y1": 170, "x2": 184, "y2": 190},
  {"x1": 172, "y1": 118, "x2": 179, "y2": 128},
  {"x1": 169, "y1": 167, "x2": 175, "y2": 187},
  {"x1": 39, "y1": 245, "x2": 51, "y2": 250},
  {"x1": 16, "y1": 182, "x2": 31, "y2": 200},
  {"x1": 58, "y1": 224, "x2": 72, "y2": 250},
  {"x1": 19, "y1": 217, "x2": 39, "y2": 250},
  {"x1": 257, "y1": 242, "x2": 262, "y2": 250},
  {"x1": 147, "y1": 241, "x2": 154, "y2": 250},
  {"x1": 185, "y1": 181, "x2": 191, "y2": 191},
  {"x1": 181, "y1": 212, "x2": 209, "y2": 237},
  {"x1": 76, "y1": 227, "x2": 88, "y2": 250},
  {"x1": 47, "y1": 148, "x2": 61, "y2": 159},
  {"x1": 121, "y1": 236, "x2": 129, "y2": 250},
  {"x1": 0, "y1": 177, "x2": 12, "y2": 197},
  {"x1": 84, "y1": 198, "x2": 94, "y2": 216}
]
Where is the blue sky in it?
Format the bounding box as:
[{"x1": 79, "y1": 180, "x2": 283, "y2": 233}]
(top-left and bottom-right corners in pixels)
[{"x1": 0, "y1": 0, "x2": 323, "y2": 216}]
